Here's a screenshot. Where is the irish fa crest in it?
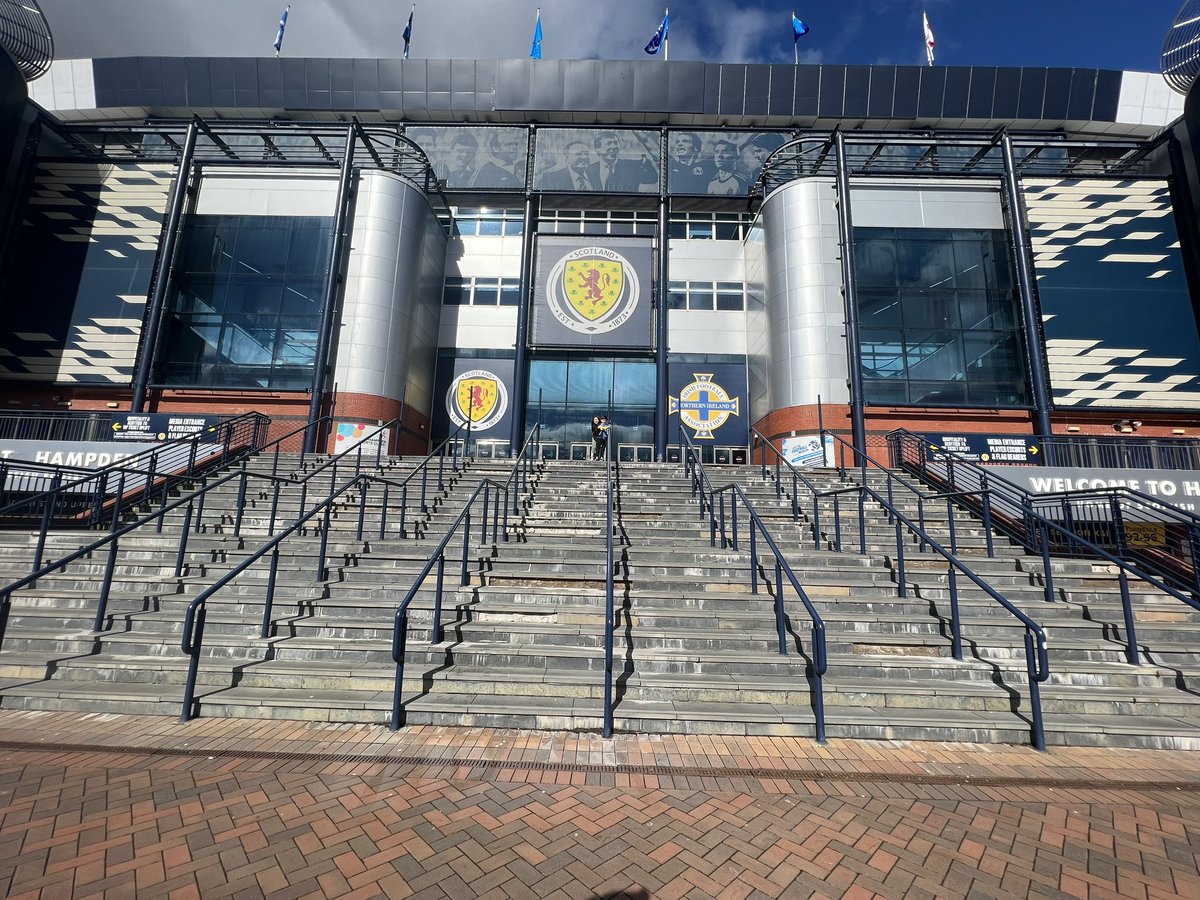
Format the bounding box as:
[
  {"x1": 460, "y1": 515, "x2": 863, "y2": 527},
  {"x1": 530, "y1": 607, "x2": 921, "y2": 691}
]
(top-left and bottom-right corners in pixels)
[
  {"x1": 547, "y1": 246, "x2": 640, "y2": 334},
  {"x1": 670, "y1": 373, "x2": 740, "y2": 440},
  {"x1": 447, "y1": 369, "x2": 509, "y2": 432}
]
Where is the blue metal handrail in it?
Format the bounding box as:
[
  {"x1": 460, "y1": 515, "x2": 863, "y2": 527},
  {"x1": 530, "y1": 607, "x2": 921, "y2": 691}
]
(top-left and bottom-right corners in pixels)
[
  {"x1": 388, "y1": 421, "x2": 543, "y2": 729},
  {"x1": 388, "y1": 479, "x2": 510, "y2": 730},
  {"x1": 0, "y1": 417, "x2": 455, "y2": 657},
  {"x1": 680, "y1": 427, "x2": 828, "y2": 743},
  {"x1": 889, "y1": 427, "x2": 1200, "y2": 619},
  {"x1": 602, "y1": 436, "x2": 616, "y2": 737},
  {"x1": 0, "y1": 411, "x2": 270, "y2": 533}
]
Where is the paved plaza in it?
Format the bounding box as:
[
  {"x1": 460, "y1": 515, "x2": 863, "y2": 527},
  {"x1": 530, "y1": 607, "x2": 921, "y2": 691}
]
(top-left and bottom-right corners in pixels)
[{"x1": 0, "y1": 710, "x2": 1198, "y2": 899}]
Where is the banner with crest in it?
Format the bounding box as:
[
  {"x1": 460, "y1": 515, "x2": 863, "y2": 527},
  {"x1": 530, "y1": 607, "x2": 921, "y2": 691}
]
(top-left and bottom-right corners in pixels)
[
  {"x1": 431, "y1": 356, "x2": 516, "y2": 445},
  {"x1": 531, "y1": 237, "x2": 654, "y2": 349}
]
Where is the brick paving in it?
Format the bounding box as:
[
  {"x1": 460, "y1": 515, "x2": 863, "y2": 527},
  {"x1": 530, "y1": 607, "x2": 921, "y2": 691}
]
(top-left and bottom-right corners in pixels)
[{"x1": 0, "y1": 712, "x2": 1199, "y2": 898}]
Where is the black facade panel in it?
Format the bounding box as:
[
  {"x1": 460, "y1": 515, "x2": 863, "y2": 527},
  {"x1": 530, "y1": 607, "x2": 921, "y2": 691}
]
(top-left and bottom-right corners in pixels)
[
  {"x1": 183, "y1": 58, "x2": 211, "y2": 108},
  {"x1": 942, "y1": 67, "x2": 971, "y2": 118},
  {"x1": 719, "y1": 66, "x2": 747, "y2": 116},
  {"x1": 635, "y1": 63, "x2": 671, "y2": 112},
  {"x1": 744, "y1": 65, "x2": 770, "y2": 117},
  {"x1": 379, "y1": 91, "x2": 402, "y2": 110},
  {"x1": 795, "y1": 66, "x2": 820, "y2": 117},
  {"x1": 916, "y1": 66, "x2": 946, "y2": 119},
  {"x1": 1043, "y1": 68, "x2": 1073, "y2": 120},
  {"x1": 378, "y1": 58, "x2": 402, "y2": 92},
  {"x1": 1068, "y1": 69, "x2": 1098, "y2": 121},
  {"x1": 113, "y1": 57, "x2": 139, "y2": 93},
  {"x1": 450, "y1": 59, "x2": 475, "y2": 94},
  {"x1": 279, "y1": 58, "x2": 304, "y2": 93},
  {"x1": 136, "y1": 58, "x2": 164, "y2": 106},
  {"x1": 844, "y1": 66, "x2": 870, "y2": 118},
  {"x1": 564, "y1": 62, "x2": 600, "y2": 111},
  {"x1": 768, "y1": 65, "x2": 796, "y2": 117},
  {"x1": 354, "y1": 58, "x2": 380, "y2": 108},
  {"x1": 427, "y1": 60, "x2": 452, "y2": 94},
  {"x1": 306, "y1": 58, "x2": 330, "y2": 95},
  {"x1": 992, "y1": 68, "x2": 1021, "y2": 120},
  {"x1": 257, "y1": 58, "x2": 282, "y2": 95},
  {"x1": 666, "y1": 62, "x2": 706, "y2": 115},
  {"x1": 1094, "y1": 69, "x2": 1122, "y2": 121},
  {"x1": 92, "y1": 58, "x2": 119, "y2": 106},
  {"x1": 331, "y1": 91, "x2": 354, "y2": 110},
  {"x1": 702, "y1": 64, "x2": 720, "y2": 116},
  {"x1": 160, "y1": 58, "x2": 187, "y2": 107},
  {"x1": 209, "y1": 57, "x2": 236, "y2": 107},
  {"x1": 867, "y1": 66, "x2": 896, "y2": 119},
  {"x1": 529, "y1": 61, "x2": 566, "y2": 110},
  {"x1": 1017, "y1": 68, "x2": 1047, "y2": 120},
  {"x1": 967, "y1": 67, "x2": 997, "y2": 119},
  {"x1": 818, "y1": 66, "x2": 846, "y2": 118},
  {"x1": 599, "y1": 62, "x2": 636, "y2": 111},
  {"x1": 893, "y1": 66, "x2": 919, "y2": 119},
  {"x1": 330, "y1": 59, "x2": 354, "y2": 92}
]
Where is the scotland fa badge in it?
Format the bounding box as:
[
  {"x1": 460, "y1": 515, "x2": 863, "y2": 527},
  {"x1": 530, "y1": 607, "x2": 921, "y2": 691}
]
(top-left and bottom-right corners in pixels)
[
  {"x1": 670, "y1": 373, "x2": 739, "y2": 440},
  {"x1": 547, "y1": 246, "x2": 640, "y2": 334},
  {"x1": 447, "y1": 369, "x2": 508, "y2": 432}
]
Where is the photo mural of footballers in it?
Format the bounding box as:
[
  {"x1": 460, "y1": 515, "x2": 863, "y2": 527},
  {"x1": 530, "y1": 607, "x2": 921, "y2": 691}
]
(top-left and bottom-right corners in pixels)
[
  {"x1": 667, "y1": 131, "x2": 787, "y2": 195},
  {"x1": 405, "y1": 126, "x2": 528, "y2": 190},
  {"x1": 534, "y1": 129, "x2": 660, "y2": 193}
]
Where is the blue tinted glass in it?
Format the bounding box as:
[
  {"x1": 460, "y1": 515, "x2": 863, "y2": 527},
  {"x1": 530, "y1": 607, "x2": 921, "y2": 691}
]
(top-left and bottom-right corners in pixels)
[
  {"x1": 528, "y1": 360, "x2": 568, "y2": 403},
  {"x1": 567, "y1": 359, "x2": 612, "y2": 406},
  {"x1": 613, "y1": 362, "x2": 656, "y2": 407}
]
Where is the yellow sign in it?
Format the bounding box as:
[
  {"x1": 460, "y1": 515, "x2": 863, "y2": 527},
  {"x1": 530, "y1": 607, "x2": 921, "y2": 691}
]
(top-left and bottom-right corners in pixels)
[
  {"x1": 456, "y1": 376, "x2": 499, "y2": 424},
  {"x1": 563, "y1": 258, "x2": 623, "y2": 321}
]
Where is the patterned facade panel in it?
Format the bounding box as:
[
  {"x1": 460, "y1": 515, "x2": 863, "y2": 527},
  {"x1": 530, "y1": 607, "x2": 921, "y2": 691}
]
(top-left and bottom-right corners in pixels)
[
  {"x1": 0, "y1": 162, "x2": 172, "y2": 383},
  {"x1": 1024, "y1": 178, "x2": 1200, "y2": 409}
]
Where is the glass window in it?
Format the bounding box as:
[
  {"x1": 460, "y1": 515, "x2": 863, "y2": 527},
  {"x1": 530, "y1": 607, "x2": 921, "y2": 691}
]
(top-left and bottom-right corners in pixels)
[
  {"x1": 567, "y1": 359, "x2": 612, "y2": 407},
  {"x1": 528, "y1": 359, "x2": 568, "y2": 403},
  {"x1": 613, "y1": 361, "x2": 657, "y2": 406},
  {"x1": 473, "y1": 277, "x2": 500, "y2": 305},
  {"x1": 443, "y1": 276, "x2": 469, "y2": 305},
  {"x1": 715, "y1": 282, "x2": 745, "y2": 311},
  {"x1": 667, "y1": 281, "x2": 687, "y2": 310},
  {"x1": 499, "y1": 279, "x2": 521, "y2": 306},
  {"x1": 854, "y1": 227, "x2": 1029, "y2": 408},
  {"x1": 688, "y1": 283, "x2": 715, "y2": 310}
]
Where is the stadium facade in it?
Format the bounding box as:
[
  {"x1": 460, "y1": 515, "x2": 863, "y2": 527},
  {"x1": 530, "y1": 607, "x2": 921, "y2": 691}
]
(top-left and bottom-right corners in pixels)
[{"x1": 1, "y1": 23, "x2": 1198, "y2": 462}]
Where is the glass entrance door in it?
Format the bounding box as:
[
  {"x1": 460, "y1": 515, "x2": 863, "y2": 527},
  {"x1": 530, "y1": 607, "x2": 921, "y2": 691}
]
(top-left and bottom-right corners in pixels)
[{"x1": 527, "y1": 357, "x2": 655, "y2": 458}]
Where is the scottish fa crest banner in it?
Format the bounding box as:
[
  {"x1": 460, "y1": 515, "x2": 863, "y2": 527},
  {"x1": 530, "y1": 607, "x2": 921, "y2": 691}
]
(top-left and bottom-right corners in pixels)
[
  {"x1": 532, "y1": 237, "x2": 653, "y2": 349},
  {"x1": 668, "y1": 363, "x2": 748, "y2": 446},
  {"x1": 432, "y1": 357, "x2": 516, "y2": 443}
]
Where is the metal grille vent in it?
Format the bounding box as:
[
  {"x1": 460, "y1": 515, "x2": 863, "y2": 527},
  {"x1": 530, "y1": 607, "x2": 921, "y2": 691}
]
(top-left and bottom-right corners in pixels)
[
  {"x1": 1164, "y1": 1, "x2": 1200, "y2": 94},
  {"x1": 0, "y1": 0, "x2": 52, "y2": 81}
]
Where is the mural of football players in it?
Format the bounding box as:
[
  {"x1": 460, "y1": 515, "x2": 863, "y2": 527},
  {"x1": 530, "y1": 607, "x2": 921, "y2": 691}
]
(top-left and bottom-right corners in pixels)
[
  {"x1": 541, "y1": 140, "x2": 597, "y2": 191},
  {"x1": 436, "y1": 132, "x2": 480, "y2": 188},
  {"x1": 707, "y1": 139, "x2": 742, "y2": 195},
  {"x1": 737, "y1": 133, "x2": 785, "y2": 189},
  {"x1": 668, "y1": 132, "x2": 712, "y2": 193},
  {"x1": 589, "y1": 131, "x2": 657, "y2": 192},
  {"x1": 475, "y1": 129, "x2": 527, "y2": 190}
]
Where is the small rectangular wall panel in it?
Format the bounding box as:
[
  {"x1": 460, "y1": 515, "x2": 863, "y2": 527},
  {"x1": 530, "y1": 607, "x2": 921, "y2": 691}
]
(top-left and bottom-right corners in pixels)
[
  {"x1": 0, "y1": 162, "x2": 173, "y2": 383},
  {"x1": 1025, "y1": 178, "x2": 1200, "y2": 409}
]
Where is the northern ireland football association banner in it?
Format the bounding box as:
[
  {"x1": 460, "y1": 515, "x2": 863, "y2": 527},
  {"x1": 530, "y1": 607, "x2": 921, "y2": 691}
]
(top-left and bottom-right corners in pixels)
[
  {"x1": 667, "y1": 363, "x2": 748, "y2": 446},
  {"x1": 531, "y1": 236, "x2": 654, "y2": 349}
]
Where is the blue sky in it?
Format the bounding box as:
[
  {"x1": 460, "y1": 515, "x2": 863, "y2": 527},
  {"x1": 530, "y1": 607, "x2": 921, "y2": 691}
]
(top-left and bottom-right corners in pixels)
[{"x1": 38, "y1": 1, "x2": 1185, "y2": 74}]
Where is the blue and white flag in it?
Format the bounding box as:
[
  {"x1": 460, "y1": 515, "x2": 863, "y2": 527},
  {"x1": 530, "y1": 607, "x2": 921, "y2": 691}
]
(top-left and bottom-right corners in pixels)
[
  {"x1": 531, "y1": 8, "x2": 543, "y2": 60},
  {"x1": 644, "y1": 11, "x2": 668, "y2": 55},
  {"x1": 403, "y1": 6, "x2": 414, "y2": 60},
  {"x1": 273, "y1": 5, "x2": 290, "y2": 57},
  {"x1": 792, "y1": 13, "x2": 809, "y2": 42}
]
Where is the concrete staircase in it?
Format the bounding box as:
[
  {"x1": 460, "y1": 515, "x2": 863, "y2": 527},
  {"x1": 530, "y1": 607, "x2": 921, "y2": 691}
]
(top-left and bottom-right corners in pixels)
[{"x1": 1, "y1": 452, "x2": 1199, "y2": 749}]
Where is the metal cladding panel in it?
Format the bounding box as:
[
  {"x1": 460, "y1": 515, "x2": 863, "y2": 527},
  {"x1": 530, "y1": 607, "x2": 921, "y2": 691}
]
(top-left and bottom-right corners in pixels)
[
  {"x1": 335, "y1": 170, "x2": 446, "y2": 405},
  {"x1": 82, "y1": 58, "x2": 1133, "y2": 129},
  {"x1": 758, "y1": 179, "x2": 849, "y2": 411}
]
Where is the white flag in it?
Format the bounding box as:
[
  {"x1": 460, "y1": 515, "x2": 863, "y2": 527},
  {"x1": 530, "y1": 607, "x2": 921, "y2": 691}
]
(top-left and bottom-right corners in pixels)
[{"x1": 923, "y1": 12, "x2": 935, "y2": 66}]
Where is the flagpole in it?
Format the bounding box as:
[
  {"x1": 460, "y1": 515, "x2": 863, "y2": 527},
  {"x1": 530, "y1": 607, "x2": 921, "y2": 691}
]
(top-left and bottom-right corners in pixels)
[
  {"x1": 793, "y1": 11, "x2": 798, "y2": 65},
  {"x1": 664, "y1": 7, "x2": 669, "y2": 62}
]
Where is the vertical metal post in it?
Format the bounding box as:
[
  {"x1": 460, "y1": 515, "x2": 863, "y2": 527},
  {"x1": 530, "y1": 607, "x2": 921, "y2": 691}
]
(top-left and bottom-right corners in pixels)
[
  {"x1": 304, "y1": 123, "x2": 358, "y2": 453},
  {"x1": 833, "y1": 129, "x2": 867, "y2": 459},
  {"x1": 654, "y1": 191, "x2": 669, "y2": 461},
  {"x1": 510, "y1": 184, "x2": 537, "y2": 453},
  {"x1": 1000, "y1": 130, "x2": 1053, "y2": 438},
  {"x1": 132, "y1": 117, "x2": 199, "y2": 413}
]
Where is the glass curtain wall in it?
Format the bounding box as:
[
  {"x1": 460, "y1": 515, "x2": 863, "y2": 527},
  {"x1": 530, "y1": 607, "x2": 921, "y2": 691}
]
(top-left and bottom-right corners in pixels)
[
  {"x1": 527, "y1": 357, "x2": 656, "y2": 455},
  {"x1": 158, "y1": 214, "x2": 333, "y2": 389},
  {"x1": 854, "y1": 227, "x2": 1031, "y2": 407}
]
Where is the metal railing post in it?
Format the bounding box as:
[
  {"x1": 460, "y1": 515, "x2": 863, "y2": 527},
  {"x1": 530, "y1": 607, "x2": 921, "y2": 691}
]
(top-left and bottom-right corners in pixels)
[
  {"x1": 174, "y1": 503, "x2": 193, "y2": 578},
  {"x1": 261, "y1": 546, "x2": 280, "y2": 639}
]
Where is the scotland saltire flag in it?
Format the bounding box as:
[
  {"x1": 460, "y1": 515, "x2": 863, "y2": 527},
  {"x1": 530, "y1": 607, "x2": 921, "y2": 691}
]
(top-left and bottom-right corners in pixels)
[
  {"x1": 403, "y1": 6, "x2": 414, "y2": 60},
  {"x1": 273, "y1": 5, "x2": 290, "y2": 57},
  {"x1": 644, "y1": 11, "x2": 668, "y2": 55},
  {"x1": 792, "y1": 13, "x2": 809, "y2": 42},
  {"x1": 531, "y1": 9, "x2": 543, "y2": 60}
]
